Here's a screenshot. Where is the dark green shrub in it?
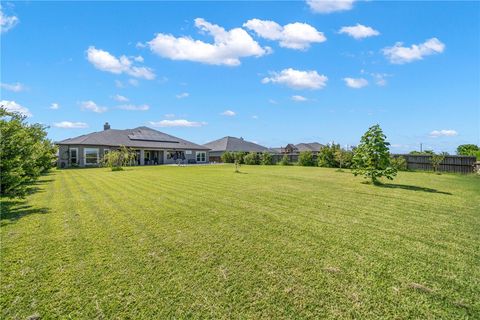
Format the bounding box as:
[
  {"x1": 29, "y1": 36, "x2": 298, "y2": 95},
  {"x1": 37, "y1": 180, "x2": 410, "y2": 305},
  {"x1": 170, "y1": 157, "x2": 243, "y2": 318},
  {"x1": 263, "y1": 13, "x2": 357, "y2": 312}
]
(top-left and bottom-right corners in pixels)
[
  {"x1": 0, "y1": 106, "x2": 56, "y2": 198},
  {"x1": 261, "y1": 152, "x2": 273, "y2": 165},
  {"x1": 244, "y1": 152, "x2": 260, "y2": 165},
  {"x1": 221, "y1": 151, "x2": 234, "y2": 163},
  {"x1": 298, "y1": 151, "x2": 315, "y2": 166},
  {"x1": 318, "y1": 144, "x2": 339, "y2": 167}
]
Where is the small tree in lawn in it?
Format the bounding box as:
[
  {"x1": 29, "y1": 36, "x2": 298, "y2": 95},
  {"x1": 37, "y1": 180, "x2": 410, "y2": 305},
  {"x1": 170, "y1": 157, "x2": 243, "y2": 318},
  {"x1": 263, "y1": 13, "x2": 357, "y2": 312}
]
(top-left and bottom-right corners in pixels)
[
  {"x1": 352, "y1": 124, "x2": 397, "y2": 184},
  {"x1": 233, "y1": 152, "x2": 243, "y2": 173},
  {"x1": 334, "y1": 148, "x2": 349, "y2": 170},
  {"x1": 102, "y1": 146, "x2": 135, "y2": 171},
  {"x1": 430, "y1": 153, "x2": 445, "y2": 173}
]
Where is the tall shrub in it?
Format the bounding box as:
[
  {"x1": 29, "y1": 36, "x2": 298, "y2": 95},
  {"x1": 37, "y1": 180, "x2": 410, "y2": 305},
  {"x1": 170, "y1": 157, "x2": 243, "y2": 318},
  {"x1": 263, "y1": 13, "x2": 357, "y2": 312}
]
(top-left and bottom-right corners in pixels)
[
  {"x1": 279, "y1": 154, "x2": 290, "y2": 166},
  {"x1": 298, "y1": 151, "x2": 315, "y2": 166},
  {"x1": 244, "y1": 152, "x2": 260, "y2": 165},
  {"x1": 318, "y1": 144, "x2": 339, "y2": 167},
  {"x1": 352, "y1": 124, "x2": 397, "y2": 184},
  {"x1": 0, "y1": 107, "x2": 56, "y2": 198},
  {"x1": 261, "y1": 152, "x2": 273, "y2": 165},
  {"x1": 221, "y1": 151, "x2": 234, "y2": 163}
]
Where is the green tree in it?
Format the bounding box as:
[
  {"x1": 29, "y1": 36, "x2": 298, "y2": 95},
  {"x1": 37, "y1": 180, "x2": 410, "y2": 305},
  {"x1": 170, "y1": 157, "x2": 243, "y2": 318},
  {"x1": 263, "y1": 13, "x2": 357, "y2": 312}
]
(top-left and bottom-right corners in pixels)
[
  {"x1": 456, "y1": 144, "x2": 479, "y2": 156},
  {"x1": 430, "y1": 153, "x2": 445, "y2": 173},
  {"x1": 317, "y1": 143, "x2": 339, "y2": 167},
  {"x1": 102, "y1": 146, "x2": 136, "y2": 171},
  {"x1": 233, "y1": 152, "x2": 245, "y2": 173},
  {"x1": 352, "y1": 124, "x2": 397, "y2": 184},
  {"x1": 1, "y1": 107, "x2": 56, "y2": 198},
  {"x1": 298, "y1": 151, "x2": 315, "y2": 166},
  {"x1": 260, "y1": 152, "x2": 273, "y2": 165}
]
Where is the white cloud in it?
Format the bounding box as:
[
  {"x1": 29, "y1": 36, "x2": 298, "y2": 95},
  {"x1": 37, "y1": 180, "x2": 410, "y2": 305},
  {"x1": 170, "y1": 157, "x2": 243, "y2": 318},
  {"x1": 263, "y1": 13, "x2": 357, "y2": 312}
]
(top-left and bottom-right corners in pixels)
[
  {"x1": 291, "y1": 95, "x2": 308, "y2": 102},
  {"x1": 147, "y1": 18, "x2": 269, "y2": 66},
  {"x1": 0, "y1": 82, "x2": 25, "y2": 92},
  {"x1": 262, "y1": 68, "x2": 328, "y2": 90},
  {"x1": 268, "y1": 99, "x2": 278, "y2": 104},
  {"x1": 86, "y1": 46, "x2": 155, "y2": 79},
  {"x1": 383, "y1": 38, "x2": 445, "y2": 64},
  {"x1": 252, "y1": 115, "x2": 259, "y2": 119},
  {"x1": 176, "y1": 92, "x2": 189, "y2": 99},
  {"x1": 128, "y1": 79, "x2": 139, "y2": 87},
  {"x1": 371, "y1": 73, "x2": 389, "y2": 86},
  {"x1": 148, "y1": 119, "x2": 207, "y2": 127},
  {"x1": 164, "y1": 113, "x2": 175, "y2": 118},
  {"x1": 0, "y1": 6, "x2": 19, "y2": 33},
  {"x1": 117, "y1": 104, "x2": 149, "y2": 111},
  {"x1": 221, "y1": 110, "x2": 236, "y2": 116},
  {"x1": 430, "y1": 129, "x2": 458, "y2": 138},
  {"x1": 112, "y1": 94, "x2": 129, "y2": 102},
  {"x1": 79, "y1": 100, "x2": 107, "y2": 113},
  {"x1": 134, "y1": 56, "x2": 144, "y2": 62},
  {"x1": 339, "y1": 24, "x2": 379, "y2": 39},
  {"x1": 50, "y1": 103, "x2": 60, "y2": 110},
  {"x1": 343, "y1": 77, "x2": 368, "y2": 88},
  {"x1": 244, "y1": 19, "x2": 326, "y2": 50},
  {"x1": 1, "y1": 100, "x2": 32, "y2": 117},
  {"x1": 307, "y1": 0, "x2": 355, "y2": 14},
  {"x1": 53, "y1": 121, "x2": 88, "y2": 129}
]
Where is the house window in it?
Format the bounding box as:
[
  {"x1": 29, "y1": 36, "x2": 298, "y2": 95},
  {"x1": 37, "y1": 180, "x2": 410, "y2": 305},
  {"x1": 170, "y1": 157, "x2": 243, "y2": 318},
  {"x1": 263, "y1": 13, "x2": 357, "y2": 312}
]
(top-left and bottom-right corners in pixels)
[
  {"x1": 196, "y1": 151, "x2": 206, "y2": 162},
  {"x1": 84, "y1": 148, "x2": 99, "y2": 165},
  {"x1": 70, "y1": 148, "x2": 78, "y2": 165}
]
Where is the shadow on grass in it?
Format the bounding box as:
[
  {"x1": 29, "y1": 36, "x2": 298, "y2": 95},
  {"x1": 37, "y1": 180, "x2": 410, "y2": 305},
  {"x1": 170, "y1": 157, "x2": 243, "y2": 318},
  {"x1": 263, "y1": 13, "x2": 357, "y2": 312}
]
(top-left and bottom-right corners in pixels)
[
  {"x1": 377, "y1": 183, "x2": 452, "y2": 195},
  {"x1": 1, "y1": 199, "x2": 50, "y2": 224},
  {"x1": 1, "y1": 173, "x2": 53, "y2": 224}
]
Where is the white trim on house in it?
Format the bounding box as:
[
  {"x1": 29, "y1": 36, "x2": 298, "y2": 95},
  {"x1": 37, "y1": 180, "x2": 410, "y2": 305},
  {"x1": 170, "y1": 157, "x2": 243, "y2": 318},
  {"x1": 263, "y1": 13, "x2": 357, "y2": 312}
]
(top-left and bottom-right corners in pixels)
[
  {"x1": 84, "y1": 147, "x2": 100, "y2": 165},
  {"x1": 196, "y1": 151, "x2": 206, "y2": 162},
  {"x1": 70, "y1": 148, "x2": 78, "y2": 165}
]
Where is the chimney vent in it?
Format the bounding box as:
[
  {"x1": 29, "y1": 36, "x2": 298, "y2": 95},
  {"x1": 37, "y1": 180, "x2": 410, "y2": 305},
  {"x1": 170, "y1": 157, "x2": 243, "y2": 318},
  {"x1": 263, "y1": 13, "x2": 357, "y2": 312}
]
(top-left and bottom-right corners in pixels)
[{"x1": 104, "y1": 122, "x2": 111, "y2": 130}]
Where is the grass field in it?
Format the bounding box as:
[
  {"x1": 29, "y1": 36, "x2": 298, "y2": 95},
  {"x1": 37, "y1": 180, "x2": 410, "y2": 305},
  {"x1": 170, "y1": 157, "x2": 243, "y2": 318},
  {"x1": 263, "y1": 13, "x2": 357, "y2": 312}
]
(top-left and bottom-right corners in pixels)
[{"x1": 1, "y1": 165, "x2": 479, "y2": 319}]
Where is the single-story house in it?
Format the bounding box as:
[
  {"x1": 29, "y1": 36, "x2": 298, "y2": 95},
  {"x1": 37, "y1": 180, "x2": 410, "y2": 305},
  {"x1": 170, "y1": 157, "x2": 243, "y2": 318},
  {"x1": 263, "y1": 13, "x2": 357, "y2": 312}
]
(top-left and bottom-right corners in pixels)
[
  {"x1": 203, "y1": 136, "x2": 269, "y2": 162},
  {"x1": 56, "y1": 123, "x2": 210, "y2": 168},
  {"x1": 274, "y1": 142, "x2": 324, "y2": 155}
]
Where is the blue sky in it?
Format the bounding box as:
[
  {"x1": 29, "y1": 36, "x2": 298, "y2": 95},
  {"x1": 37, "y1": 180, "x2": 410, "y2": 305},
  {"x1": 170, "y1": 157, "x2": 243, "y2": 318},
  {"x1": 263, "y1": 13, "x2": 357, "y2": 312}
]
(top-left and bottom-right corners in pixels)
[{"x1": 1, "y1": 1, "x2": 479, "y2": 153}]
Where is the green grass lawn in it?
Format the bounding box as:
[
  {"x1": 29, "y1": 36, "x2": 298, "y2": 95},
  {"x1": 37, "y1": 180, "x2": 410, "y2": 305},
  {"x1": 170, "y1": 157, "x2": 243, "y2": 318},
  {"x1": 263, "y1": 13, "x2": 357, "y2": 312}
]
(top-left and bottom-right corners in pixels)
[{"x1": 1, "y1": 165, "x2": 479, "y2": 319}]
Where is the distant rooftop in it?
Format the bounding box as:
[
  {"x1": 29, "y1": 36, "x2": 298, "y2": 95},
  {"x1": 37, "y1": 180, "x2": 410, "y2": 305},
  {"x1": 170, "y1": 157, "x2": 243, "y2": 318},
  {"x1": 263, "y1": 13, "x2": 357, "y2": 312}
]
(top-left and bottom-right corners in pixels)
[{"x1": 203, "y1": 136, "x2": 268, "y2": 153}]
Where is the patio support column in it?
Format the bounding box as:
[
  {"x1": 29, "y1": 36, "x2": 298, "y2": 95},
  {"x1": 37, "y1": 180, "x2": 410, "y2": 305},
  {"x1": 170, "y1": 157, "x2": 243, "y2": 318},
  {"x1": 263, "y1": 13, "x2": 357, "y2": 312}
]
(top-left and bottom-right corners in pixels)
[{"x1": 140, "y1": 149, "x2": 145, "y2": 166}]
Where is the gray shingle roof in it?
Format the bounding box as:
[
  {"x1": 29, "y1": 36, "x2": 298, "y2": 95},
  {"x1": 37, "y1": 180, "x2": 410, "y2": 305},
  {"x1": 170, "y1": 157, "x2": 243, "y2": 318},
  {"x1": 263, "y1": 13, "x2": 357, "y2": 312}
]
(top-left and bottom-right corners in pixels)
[
  {"x1": 295, "y1": 142, "x2": 324, "y2": 152},
  {"x1": 57, "y1": 126, "x2": 209, "y2": 150},
  {"x1": 203, "y1": 136, "x2": 268, "y2": 152}
]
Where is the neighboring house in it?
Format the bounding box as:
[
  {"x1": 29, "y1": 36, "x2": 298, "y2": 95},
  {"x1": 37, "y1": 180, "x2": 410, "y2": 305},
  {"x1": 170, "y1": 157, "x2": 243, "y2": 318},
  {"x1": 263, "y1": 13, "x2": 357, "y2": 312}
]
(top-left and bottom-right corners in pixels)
[
  {"x1": 273, "y1": 142, "x2": 324, "y2": 155},
  {"x1": 203, "y1": 136, "x2": 269, "y2": 162},
  {"x1": 56, "y1": 123, "x2": 209, "y2": 168}
]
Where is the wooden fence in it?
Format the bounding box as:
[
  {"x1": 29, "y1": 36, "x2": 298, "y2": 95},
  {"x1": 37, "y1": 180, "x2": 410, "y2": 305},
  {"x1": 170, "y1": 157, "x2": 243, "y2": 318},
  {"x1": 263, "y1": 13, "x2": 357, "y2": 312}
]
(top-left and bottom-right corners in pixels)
[
  {"x1": 269, "y1": 153, "x2": 476, "y2": 174},
  {"x1": 392, "y1": 154, "x2": 477, "y2": 174}
]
